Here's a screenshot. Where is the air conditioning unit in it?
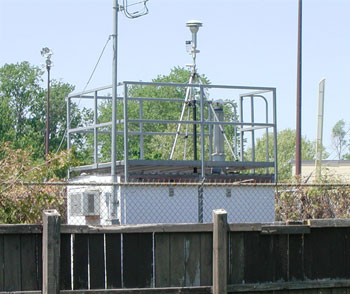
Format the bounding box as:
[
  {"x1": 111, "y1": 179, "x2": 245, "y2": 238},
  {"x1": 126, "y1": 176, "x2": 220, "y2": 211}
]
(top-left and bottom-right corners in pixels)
[
  {"x1": 82, "y1": 191, "x2": 100, "y2": 216},
  {"x1": 69, "y1": 191, "x2": 100, "y2": 216}
]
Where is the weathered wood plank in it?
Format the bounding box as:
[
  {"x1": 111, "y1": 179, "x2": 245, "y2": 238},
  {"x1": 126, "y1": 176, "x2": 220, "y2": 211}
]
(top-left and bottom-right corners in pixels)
[
  {"x1": 20, "y1": 234, "x2": 39, "y2": 290},
  {"x1": 244, "y1": 232, "x2": 274, "y2": 283},
  {"x1": 123, "y1": 233, "x2": 153, "y2": 288},
  {"x1": 229, "y1": 232, "x2": 245, "y2": 284},
  {"x1": 185, "y1": 233, "x2": 201, "y2": 286},
  {"x1": 308, "y1": 219, "x2": 350, "y2": 228},
  {"x1": 169, "y1": 233, "x2": 185, "y2": 287},
  {"x1": 4, "y1": 234, "x2": 21, "y2": 291},
  {"x1": 302, "y1": 290, "x2": 318, "y2": 294},
  {"x1": 61, "y1": 224, "x2": 212, "y2": 234},
  {"x1": 213, "y1": 209, "x2": 227, "y2": 294},
  {"x1": 261, "y1": 225, "x2": 310, "y2": 235},
  {"x1": 200, "y1": 232, "x2": 212, "y2": 286},
  {"x1": 0, "y1": 235, "x2": 4, "y2": 291},
  {"x1": 0, "y1": 225, "x2": 42, "y2": 234},
  {"x1": 289, "y1": 234, "x2": 304, "y2": 281},
  {"x1": 60, "y1": 222, "x2": 263, "y2": 234},
  {"x1": 59, "y1": 286, "x2": 212, "y2": 293},
  {"x1": 227, "y1": 279, "x2": 350, "y2": 292},
  {"x1": 37, "y1": 234, "x2": 43, "y2": 290},
  {"x1": 273, "y1": 234, "x2": 288, "y2": 282},
  {"x1": 0, "y1": 287, "x2": 212, "y2": 294},
  {"x1": 89, "y1": 234, "x2": 105, "y2": 289},
  {"x1": 105, "y1": 234, "x2": 121, "y2": 289},
  {"x1": 277, "y1": 290, "x2": 290, "y2": 294},
  {"x1": 303, "y1": 232, "x2": 312, "y2": 280},
  {"x1": 73, "y1": 234, "x2": 89, "y2": 290},
  {"x1": 305, "y1": 228, "x2": 345, "y2": 280},
  {"x1": 60, "y1": 234, "x2": 72, "y2": 290},
  {"x1": 346, "y1": 228, "x2": 350, "y2": 279},
  {"x1": 155, "y1": 233, "x2": 170, "y2": 287},
  {"x1": 318, "y1": 289, "x2": 332, "y2": 294},
  {"x1": 333, "y1": 288, "x2": 347, "y2": 294},
  {"x1": 330, "y1": 228, "x2": 347, "y2": 279},
  {"x1": 42, "y1": 210, "x2": 61, "y2": 294}
]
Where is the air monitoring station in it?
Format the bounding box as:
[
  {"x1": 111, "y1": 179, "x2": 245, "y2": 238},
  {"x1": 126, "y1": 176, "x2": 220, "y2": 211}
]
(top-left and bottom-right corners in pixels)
[{"x1": 66, "y1": 1, "x2": 278, "y2": 225}]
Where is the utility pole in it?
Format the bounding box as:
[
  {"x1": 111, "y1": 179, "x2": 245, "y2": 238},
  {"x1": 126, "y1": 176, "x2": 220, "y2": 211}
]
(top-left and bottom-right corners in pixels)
[
  {"x1": 295, "y1": 0, "x2": 302, "y2": 176},
  {"x1": 41, "y1": 47, "x2": 53, "y2": 159}
]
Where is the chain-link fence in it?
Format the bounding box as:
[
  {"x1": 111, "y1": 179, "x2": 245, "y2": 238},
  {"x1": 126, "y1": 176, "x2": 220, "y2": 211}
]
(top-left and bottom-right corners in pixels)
[{"x1": 2, "y1": 182, "x2": 350, "y2": 224}]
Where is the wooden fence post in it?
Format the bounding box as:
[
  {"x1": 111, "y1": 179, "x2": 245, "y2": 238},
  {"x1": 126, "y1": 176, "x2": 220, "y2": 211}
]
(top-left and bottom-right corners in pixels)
[
  {"x1": 42, "y1": 210, "x2": 61, "y2": 294},
  {"x1": 213, "y1": 209, "x2": 227, "y2": 294}
]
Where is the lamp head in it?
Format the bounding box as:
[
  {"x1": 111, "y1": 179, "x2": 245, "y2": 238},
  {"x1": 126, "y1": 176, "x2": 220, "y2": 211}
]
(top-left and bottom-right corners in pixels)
[
  {"x1": 186, "y1": 20, "x2": 203, "y2": 34},
  {"x1": 41, "y1": 47, "x2": 53, "y2": 59}
]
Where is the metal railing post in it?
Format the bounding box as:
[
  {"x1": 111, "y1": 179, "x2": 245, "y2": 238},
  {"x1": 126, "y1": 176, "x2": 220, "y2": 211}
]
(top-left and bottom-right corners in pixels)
[{"x1": 123, "y1": 83, "x2": 129, "y2": 182}]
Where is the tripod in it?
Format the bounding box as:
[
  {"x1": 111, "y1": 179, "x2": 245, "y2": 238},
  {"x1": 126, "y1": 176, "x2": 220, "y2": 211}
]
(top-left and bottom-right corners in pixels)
[{"x1": 170, "y1": 20, "x2": 237, "y2": 166}]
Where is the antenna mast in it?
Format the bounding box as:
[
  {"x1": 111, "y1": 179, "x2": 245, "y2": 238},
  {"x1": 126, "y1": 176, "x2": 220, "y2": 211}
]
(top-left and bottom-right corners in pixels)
[{"x1": 170, "y1": 20, "x2": 202, "y2": 161}]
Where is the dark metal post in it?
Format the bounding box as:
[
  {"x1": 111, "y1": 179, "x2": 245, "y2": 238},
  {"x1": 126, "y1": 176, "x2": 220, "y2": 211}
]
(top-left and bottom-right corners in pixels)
[
  {"x1": 193, "y1": 99, "x2": 198, "y2": 174},
  {"x1": 295, "y1": 0, "x2": 302, "y2": 176},
  {"x1": 45, "y1": 65, "x2": 51, "y2": 158}
]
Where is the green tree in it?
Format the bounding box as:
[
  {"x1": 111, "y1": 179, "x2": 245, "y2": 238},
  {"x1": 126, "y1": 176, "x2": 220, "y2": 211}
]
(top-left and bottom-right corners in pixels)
[
  {"x1": 248, "y1": 129, "x2": 324, "y2": 181},
  {"x1": 331, "y1": 119, "x2": 347, "y2": 160},
  {"x1": 0, "y1": 62, "x2": 43, "y2": 148},
  {"x1": 0, "y1": 143, "x2": 76, "y2": 223},
  {"x1": 0, "y1": 61, "x2": 92, "y2": 163}
]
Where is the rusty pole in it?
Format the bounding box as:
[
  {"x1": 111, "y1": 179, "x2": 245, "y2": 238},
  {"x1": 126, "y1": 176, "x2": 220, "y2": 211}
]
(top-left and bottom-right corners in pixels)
[
  {"x1": 295, "y1": 0, "x2": 302, "y2": 176},
  {"x1": 45, "y1": 64, "x2": 51, "y2": 159}
]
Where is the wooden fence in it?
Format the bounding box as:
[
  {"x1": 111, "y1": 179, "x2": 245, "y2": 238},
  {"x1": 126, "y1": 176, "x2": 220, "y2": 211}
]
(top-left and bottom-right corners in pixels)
[{"x1": 2, "y1": 211, "x2": 350, "y2": 293}]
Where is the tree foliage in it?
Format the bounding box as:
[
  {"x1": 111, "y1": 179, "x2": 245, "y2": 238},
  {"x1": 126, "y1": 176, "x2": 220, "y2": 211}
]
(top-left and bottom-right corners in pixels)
[
  {"x1": 0, "y1": 143, "x2": 77, "y2": 223},
  {"x1": 332, "y1": 119, "x2": 347, "y2": 160},
  {"x1": 247, "y1": 129, "x2": 324, "y2": 181},
  {"x1": 0, "y1": 61, "x2": 92, "y2": 162}
]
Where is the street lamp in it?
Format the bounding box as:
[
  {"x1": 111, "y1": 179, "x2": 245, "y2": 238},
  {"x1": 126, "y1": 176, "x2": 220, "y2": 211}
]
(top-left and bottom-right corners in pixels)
[{"x1": 41, "y1": 47, "x2": 53, "y2": 159}]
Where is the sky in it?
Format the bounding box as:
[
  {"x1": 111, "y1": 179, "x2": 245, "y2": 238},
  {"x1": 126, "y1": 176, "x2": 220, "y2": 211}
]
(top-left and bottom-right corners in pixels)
[{"x1": 1, "y1": 0, "x2": 350, "y2": 159}]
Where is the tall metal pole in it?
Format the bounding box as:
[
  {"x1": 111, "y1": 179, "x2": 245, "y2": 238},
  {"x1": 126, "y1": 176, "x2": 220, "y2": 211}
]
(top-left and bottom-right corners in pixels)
[
  {"x1": 111, "y1": 0, "x2": 119, "y2": 223},
  {"x1": 295, "y1": 0, "x2": 302, "y2": 176},
  {"x1": 315, "y1": 78, "x2": 326, "y2": 180},
  {"x1": 111, "y1": 0, "x2": 118, "y2": 178},
  {"x1": 45, "y1": 65, "x2": 51, "y2": 158}
]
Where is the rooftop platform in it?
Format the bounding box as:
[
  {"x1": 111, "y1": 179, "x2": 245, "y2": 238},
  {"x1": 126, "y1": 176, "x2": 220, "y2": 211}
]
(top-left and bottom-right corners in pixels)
[
  {"x1": 71, "y1": 159, "x2": 275, "y2": 182},
  {"x1": 67, "y1": 81, "x2": 278, "y2": 183}
]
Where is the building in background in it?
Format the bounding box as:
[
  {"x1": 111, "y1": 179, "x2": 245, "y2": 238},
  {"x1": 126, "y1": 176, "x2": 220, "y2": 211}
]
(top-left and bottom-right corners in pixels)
[{"x1": 291, "y1": 160, "x2": 350, "y2": 182}]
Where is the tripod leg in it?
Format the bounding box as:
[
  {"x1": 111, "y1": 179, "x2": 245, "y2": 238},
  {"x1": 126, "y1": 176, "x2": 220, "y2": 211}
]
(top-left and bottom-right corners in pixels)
[
  {"x1": 170, "y1": 74, "x2": 194, "y2": 159},
  {"x1": 183, "y1": 106, "x2": 191, "y2": 160}
]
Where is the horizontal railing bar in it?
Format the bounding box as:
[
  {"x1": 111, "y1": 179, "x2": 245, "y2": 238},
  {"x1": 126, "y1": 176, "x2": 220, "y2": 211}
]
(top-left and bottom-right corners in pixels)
[
  {"x1": 67, "y1": 130, "x2": 210, "y2": 136},
  {"x1": 127, "y1": 119, "x2": 275, "y2": 127},
  {"x1": 123, "y1": 81, "x2": 275, "y2": 91},
  {"x1": 68, "y1": 85, "x2": 113, "y2": 97},
  {"x1": 68, "y1": 122, "x2": 113, "y2": 133},
  {"x1": 239, "y1": 90, "x2": 272, "y2": 97},
  {"x1": 228, "y1": 279, "x2": 350, "y2": 292}
]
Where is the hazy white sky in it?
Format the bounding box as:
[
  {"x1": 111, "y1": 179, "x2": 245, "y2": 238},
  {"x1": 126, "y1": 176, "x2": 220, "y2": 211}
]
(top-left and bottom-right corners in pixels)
[{"x1": 1, "y1": 0, "x2": 350, "y2": 158}]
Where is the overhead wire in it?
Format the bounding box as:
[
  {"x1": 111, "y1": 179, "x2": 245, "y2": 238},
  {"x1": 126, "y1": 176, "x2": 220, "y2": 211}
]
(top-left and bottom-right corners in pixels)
[
  {"x1": 56, "y1": 35, "x2": 111, "y2": 153},
  {"x1": 57, "y1": 0, "x2": 150, "y2": 153}
]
